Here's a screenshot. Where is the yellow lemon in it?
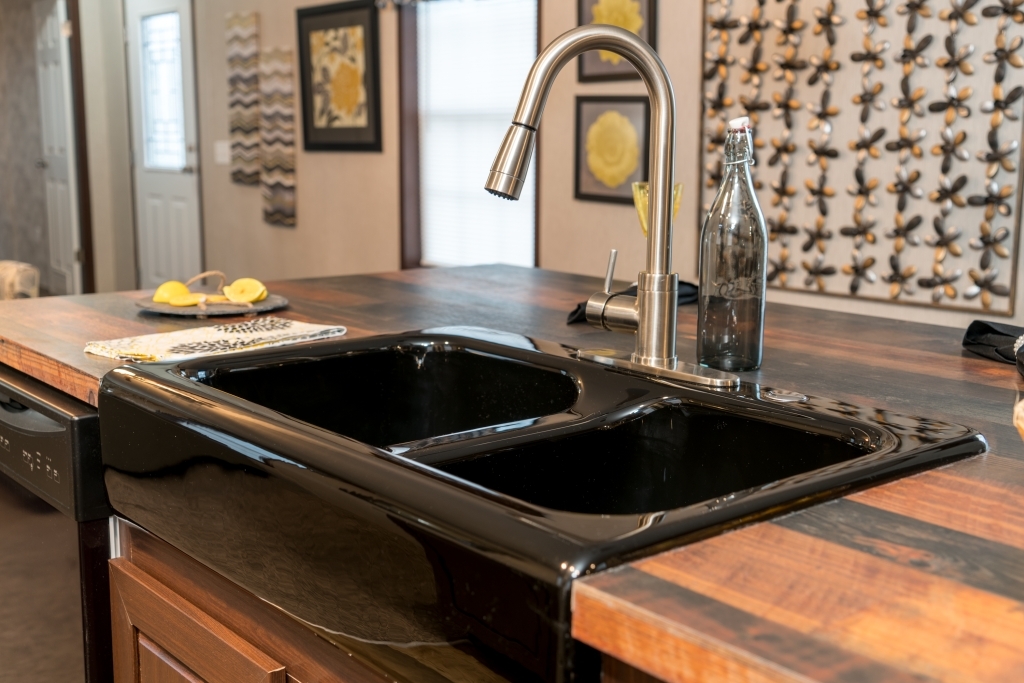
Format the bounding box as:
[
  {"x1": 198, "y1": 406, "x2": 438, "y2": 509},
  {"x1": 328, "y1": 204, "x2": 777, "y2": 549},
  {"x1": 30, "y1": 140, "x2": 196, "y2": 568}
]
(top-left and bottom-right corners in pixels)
[
  {"x1": 205, "y1": 294, "x2": 230, "y2": 304},
  {"x1": 255, "y1": 288, "x2": 268, "y2": 302},
  {"x1": 168, "y1": 293, "x2": 207, "y2": 307},
  {"x1": 153, "y1": 281, "x2": 190, "y2": 303},
  {"x1": 223, "y1": 278, "x2": 267, "y2": 304}
]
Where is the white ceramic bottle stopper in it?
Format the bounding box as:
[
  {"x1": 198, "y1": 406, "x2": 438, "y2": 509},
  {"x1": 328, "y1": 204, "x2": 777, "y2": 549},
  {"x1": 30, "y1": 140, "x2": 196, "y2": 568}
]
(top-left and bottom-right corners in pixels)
[{"x1": 728, "y1": 116, "x2": 751, "y2": 131}]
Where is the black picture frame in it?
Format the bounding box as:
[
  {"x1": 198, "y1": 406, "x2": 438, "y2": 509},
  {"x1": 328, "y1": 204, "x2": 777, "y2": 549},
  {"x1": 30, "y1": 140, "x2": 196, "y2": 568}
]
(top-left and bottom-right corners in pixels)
[
  {"x1": 574, "y1": 96, "x2": 651, "y2": 205},
  {"x1": 577, "y1": 0, "x2": 658, "y2": 82},
  {"x1": 297, "y1": 0, "x2": 382, "y2": 152}
]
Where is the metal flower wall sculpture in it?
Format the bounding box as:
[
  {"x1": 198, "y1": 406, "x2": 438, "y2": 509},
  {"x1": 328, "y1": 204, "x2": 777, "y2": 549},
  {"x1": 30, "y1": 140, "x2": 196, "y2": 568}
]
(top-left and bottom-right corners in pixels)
[{"x1": 700, "y1": 0, "x2": 1024, "y2": 314}]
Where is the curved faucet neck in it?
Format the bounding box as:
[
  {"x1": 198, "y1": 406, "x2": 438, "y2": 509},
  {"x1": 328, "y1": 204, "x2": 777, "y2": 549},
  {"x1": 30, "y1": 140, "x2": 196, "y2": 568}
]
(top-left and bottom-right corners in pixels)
[{"x1": 512, "y1": 25, "x2": 677, "y2": 276}]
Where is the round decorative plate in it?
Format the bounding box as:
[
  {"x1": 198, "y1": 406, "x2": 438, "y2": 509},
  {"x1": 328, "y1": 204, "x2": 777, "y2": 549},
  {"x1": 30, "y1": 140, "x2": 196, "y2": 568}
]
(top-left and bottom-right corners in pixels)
[{"x1": 136, "y1": 294, "x2": 289, "y2": 317}]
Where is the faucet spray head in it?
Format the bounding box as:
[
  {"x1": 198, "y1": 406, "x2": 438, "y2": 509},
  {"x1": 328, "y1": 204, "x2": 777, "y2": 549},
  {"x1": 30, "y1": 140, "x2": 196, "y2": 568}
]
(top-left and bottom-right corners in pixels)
[{"x1": 484, "y1": 124, "x2": 536, "y2": 200}]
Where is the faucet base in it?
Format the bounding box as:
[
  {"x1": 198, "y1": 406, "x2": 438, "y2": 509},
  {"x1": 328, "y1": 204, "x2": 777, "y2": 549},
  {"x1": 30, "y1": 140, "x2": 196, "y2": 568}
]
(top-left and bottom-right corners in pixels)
[
  {"x1": 634, "y1": 272, "x2": 678, "y2": 366},
  {"x1": 630, "y1": 352, "x2": 677, "y2": 368},
  {"x1": 576, "y1": 348, "x2": 740, "y2": 388}
]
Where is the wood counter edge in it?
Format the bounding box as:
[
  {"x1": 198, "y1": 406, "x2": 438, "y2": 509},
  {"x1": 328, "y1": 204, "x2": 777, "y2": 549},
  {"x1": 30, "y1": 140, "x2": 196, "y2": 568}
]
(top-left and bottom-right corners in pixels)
[
  {"x1": 0, "y1": 335, "x2": 103, "y2": 406},
  {"x1": 571, "y1": 580, "x2": 808, "y2": 683}
]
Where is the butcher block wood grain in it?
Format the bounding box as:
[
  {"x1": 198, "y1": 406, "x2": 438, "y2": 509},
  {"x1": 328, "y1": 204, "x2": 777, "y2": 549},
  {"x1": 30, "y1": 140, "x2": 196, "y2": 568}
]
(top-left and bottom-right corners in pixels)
[{"x1": 0, "y1": 265, "x2": 1022, "y2": 682}]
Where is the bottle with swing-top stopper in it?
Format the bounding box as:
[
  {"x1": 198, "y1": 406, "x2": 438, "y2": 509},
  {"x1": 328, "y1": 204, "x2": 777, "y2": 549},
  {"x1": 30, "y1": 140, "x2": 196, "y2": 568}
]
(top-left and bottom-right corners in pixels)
[{"x1": 697, "y1": 116, "x2": 768, "y2": 371}]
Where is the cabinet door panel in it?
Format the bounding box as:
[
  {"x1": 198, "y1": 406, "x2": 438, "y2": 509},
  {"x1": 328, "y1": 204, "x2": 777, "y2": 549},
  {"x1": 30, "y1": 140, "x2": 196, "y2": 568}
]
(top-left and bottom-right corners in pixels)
[
  {"x1": 139, "y1": 634, "x2": 204, "y2": 683},
  {"x1": 110, "y1": 558, "x2": 285, "y2": 683},
  {"x1": 125, "y1": 525, "x2": 386, "y2": 683}
]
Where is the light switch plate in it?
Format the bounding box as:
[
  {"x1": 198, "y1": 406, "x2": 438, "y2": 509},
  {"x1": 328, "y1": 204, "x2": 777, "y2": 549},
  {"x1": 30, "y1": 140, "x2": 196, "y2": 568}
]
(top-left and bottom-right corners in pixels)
[{"x1": 214, "y1": 140, "x2": 231, "y2": 165}]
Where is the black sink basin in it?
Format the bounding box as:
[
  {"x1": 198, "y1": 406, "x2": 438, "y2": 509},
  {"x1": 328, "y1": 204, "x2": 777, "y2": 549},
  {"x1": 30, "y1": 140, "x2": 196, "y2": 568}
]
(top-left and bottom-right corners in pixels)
[
  {"x1": 437, "y1": 401, "x2": 873, "y2": 515},
  {"x1": 98, "y1": 328, "x2": 986, "y2": 683},
  {"x1": 202, "y1": 341, "x2": 580, "y2": 449}
]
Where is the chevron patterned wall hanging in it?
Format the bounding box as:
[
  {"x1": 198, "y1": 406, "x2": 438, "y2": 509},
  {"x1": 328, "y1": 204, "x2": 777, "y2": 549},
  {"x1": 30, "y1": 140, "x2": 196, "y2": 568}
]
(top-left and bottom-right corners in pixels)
[
  {"x1": 227, "y1": 12, "x2": 260, "y2": 186},
  {"x1": 700, "y1": 0, "x2": 1024, "y2": 316},
  {"x1": 260, "y1": 47, "x2": 297, "y2": 228}
]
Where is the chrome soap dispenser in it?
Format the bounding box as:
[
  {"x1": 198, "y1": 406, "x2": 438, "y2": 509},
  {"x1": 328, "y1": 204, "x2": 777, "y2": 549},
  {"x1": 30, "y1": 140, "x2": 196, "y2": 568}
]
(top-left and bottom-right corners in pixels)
[{"x1": 697, "y1": 116, "x2": 768, "y2": 371}]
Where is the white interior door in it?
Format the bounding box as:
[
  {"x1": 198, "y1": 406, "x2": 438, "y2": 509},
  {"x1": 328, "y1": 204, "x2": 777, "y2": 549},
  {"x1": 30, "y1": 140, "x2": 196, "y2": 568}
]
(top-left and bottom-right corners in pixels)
[
  {"x1": 34, "y1": 0, "x2": 82, "y2": 295},
  {"x1": 125, "y1": 0, "x2": 203, "y2": 288}
]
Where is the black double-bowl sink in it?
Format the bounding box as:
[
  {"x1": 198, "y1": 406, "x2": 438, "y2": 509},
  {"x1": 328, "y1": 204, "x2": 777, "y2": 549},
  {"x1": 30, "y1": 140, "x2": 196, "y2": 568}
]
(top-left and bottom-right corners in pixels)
[{"x1": 99, "y1": 327, "x2": 986, "y2": 683}]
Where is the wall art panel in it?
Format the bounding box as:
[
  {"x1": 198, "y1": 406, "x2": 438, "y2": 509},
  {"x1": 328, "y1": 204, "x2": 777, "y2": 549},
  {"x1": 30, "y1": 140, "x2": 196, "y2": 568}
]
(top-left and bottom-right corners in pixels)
[
  {"x1": 699, "y1": 0, "x2": 1024, "y2": 315},
  {"x1": 575, "y1": 96, "x2": 652, "y2": 204},
  {"x1": 260, "y1": 47, "x2": 297, "y2": 228},
  {"x1": 227, "y1": 12, "x2": 260, "y2": 186},
  {"x1": 296, "y1": 0, "x2": 382, "y2": 152}
]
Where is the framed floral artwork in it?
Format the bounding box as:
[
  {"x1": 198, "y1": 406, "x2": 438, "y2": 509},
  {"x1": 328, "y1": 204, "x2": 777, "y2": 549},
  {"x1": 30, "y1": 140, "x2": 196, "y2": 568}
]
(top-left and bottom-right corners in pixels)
[
  {"x1": 575, "y1": 96, "x2": 650, "y2": 204},
  {"x1": 577, "y1": 0, "x2": 657, "y2": 82},
  {"x1": 297, "y1": 0, "x2": 381, "y2": 151}
]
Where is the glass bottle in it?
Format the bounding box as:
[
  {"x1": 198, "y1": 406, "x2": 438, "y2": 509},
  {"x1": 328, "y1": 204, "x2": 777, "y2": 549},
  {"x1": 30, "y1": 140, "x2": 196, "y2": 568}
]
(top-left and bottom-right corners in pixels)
[{"x1": 697, "y1": 116, "x2": 768, "y2": 371}]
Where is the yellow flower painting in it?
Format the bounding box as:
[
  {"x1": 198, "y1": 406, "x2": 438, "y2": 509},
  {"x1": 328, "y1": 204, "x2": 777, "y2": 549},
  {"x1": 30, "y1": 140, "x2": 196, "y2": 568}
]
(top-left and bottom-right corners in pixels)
[
  {"x1": 310, "y1": 26, "x2": 367, "y2": 128},
  {"x1": 586, "y1": 110, "x2": 640, "y2": 188},
  {"x1": 590, "y1": 0, "x2": 644, "y2": 65}
]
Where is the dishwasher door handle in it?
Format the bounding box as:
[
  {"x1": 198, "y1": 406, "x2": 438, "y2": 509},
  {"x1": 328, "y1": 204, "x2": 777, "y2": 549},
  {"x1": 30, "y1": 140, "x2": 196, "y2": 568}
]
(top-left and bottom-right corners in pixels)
[{"x1": 0, "y1": 389, "x2": 64, "y2": 434}]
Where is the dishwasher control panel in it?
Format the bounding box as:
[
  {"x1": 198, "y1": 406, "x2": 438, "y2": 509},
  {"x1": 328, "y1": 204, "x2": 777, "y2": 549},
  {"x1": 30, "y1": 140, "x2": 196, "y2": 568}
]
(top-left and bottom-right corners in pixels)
[
  {"x1": 0, "y1": 409, "x2": 73, "y2": 510},
  {"x1": 0, "y1": 364, "x2": 105, "y2": 521}
]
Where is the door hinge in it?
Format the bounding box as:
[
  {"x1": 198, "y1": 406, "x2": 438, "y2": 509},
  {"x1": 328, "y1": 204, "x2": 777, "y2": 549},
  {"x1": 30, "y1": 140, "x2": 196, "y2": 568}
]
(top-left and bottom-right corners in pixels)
[
  {"x1": 74, "y1": 249, "x2": 84, "y2": 264},
  {"x1": 61, "y1": 20, "x2": 73, "y2": 39}
]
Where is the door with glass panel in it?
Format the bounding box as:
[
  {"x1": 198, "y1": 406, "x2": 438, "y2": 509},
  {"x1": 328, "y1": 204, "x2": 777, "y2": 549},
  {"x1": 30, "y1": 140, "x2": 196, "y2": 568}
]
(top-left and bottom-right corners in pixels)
[{"x1": 125, "y1": 0, "x2": 202, "y2": 288}]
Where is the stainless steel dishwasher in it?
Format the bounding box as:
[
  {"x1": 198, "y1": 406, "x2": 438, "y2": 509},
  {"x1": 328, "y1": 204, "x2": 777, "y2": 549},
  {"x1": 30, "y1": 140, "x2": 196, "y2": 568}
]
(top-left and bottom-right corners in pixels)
[{"x1": 0, "y1": 363, "x2": 111, "y2": 682}]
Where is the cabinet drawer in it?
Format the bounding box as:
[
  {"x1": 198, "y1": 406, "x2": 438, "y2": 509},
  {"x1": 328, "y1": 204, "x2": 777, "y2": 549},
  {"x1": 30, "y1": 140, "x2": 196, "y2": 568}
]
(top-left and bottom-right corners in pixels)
[{"x1": 110, "y1": 558, "x2": 286, "y2": 683}]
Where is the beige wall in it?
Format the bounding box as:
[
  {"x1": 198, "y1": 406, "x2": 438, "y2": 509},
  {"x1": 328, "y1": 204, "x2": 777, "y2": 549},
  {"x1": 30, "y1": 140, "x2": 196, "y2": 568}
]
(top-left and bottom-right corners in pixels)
[
  {"x1": 536, "y1": 1, "x2": 1024, "y2": 329},
  {"x1": 192, "y1": 0, "x2": 400, "y2": 281},
  {"x1": 80, "y1": 0, "x2": 137, "y2": 292}
]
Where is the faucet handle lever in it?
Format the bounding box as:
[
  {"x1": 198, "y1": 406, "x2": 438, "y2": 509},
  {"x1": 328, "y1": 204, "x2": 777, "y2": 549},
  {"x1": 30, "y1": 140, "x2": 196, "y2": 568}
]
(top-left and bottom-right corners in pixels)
[{"x1": 603, "y1": 249, "x2": 619, "y2": 294}]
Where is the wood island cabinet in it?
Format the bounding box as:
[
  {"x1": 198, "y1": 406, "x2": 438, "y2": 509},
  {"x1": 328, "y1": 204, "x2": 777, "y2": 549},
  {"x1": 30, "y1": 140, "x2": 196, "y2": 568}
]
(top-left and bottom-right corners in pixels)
[
  {"x1": 108, "y1": 520, "x2": 388, "y2": 683},
  {"x1": 108, "y1": 521, "x2": 665, "y2": 683},
  {"x1": 138, "y1": 634, "x2": 207, "y2": 683},
  {"x1": 109, "y1": 559, "x2": 285, "y2": 682}
]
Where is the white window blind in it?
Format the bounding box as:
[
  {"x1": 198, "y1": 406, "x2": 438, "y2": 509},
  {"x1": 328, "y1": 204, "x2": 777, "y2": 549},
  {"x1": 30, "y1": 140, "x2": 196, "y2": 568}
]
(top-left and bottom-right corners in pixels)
[{"x1": 417, "y1": 0, "x2": 537, "y2": 267}]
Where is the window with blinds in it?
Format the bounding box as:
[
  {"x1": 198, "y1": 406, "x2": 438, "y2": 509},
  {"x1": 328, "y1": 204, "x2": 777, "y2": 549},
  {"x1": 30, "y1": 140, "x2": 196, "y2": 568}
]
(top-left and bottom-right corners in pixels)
[{"x1": 417, "y1": 0, "x2": 537, "y2": 268}]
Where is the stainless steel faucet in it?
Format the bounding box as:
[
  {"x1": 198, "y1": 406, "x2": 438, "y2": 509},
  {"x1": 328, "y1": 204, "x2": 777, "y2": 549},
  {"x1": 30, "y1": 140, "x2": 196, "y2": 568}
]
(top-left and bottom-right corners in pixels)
[{"x1": 485, "y1": 25, "x2": 738, "y2": 388}]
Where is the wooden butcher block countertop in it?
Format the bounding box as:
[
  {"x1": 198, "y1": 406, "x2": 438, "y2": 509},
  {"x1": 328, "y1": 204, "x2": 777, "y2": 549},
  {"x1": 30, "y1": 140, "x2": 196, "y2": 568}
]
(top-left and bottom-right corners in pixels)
[{"x1": 0, "y1": 265, "x2": 1021, "y2": 683}]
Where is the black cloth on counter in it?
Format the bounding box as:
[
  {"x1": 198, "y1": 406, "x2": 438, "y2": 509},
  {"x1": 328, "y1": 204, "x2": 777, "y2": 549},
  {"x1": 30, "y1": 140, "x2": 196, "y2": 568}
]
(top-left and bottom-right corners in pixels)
[
  {"x1": 567, "y1": 281, "x2": 698, "y2": 324},
  {"x1": 962, "y1": 320, "x2": 1024, "y2": 377}
]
